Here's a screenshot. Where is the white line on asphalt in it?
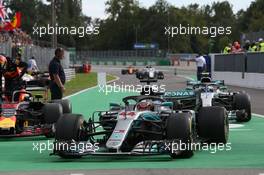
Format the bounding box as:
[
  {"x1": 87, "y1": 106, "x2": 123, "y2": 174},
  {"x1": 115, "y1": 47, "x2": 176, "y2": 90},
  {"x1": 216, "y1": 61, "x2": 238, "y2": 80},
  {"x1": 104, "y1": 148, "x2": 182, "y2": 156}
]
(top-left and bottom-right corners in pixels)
[{"x1": 230, "y1": 129, "x2": 253, "y2": 131}]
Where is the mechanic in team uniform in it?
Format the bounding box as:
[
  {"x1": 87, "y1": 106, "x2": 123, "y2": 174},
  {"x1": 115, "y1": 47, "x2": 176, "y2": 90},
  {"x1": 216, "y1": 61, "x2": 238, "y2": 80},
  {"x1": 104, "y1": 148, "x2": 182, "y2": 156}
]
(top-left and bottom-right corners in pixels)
[
  {"x1": 3, "y1": 54, "x2": 28, "y2": 100},
  {"x1": 49, "y1": 48, "x2": 66, "y2": 100},
  {"x1": 194, "y1": 54, "x2": 206, "y2": 81}
]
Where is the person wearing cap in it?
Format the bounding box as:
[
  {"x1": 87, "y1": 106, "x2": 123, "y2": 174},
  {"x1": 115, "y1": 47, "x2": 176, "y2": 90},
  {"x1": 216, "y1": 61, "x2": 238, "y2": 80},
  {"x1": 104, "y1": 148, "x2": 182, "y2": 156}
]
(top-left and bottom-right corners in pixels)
[
  {"x1": 48, "y1": 48, "x2": 66, "y2": 100},
  {"x1": 258, "y1": 38, "x2": 264, "y2": 52}
]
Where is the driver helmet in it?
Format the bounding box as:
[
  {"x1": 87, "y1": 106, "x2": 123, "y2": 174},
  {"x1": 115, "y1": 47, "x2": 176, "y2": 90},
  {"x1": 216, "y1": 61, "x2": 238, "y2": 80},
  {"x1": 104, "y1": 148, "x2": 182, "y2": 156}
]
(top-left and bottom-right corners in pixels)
[{"x1": 137, "y1": 101, "x2": 154, "y2": 111}]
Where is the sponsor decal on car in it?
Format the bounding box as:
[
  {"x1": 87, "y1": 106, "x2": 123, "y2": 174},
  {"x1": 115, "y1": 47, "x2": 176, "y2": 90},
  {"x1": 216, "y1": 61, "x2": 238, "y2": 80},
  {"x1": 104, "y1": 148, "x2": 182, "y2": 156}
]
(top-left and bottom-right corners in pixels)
[
  {"x1": 119, "y1": 111, "x2": 136, "y2": 119},
  {"x1": 163, "y1": 90, "x2": 195, "y2": 98},
  {"x1": 0, "y1": 116, "x2": 16, "y2": 128}
]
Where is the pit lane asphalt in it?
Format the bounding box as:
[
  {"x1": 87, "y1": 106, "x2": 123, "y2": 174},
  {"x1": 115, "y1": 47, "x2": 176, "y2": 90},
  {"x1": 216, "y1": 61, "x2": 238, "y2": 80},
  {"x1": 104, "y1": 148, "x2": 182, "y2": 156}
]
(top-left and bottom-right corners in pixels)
[
  {"x1": 1, "y1": 65, "x2": 264, "y2": 175},
  {"x1": 3, "y1": 169, "x2": 264, "y2": 175}
]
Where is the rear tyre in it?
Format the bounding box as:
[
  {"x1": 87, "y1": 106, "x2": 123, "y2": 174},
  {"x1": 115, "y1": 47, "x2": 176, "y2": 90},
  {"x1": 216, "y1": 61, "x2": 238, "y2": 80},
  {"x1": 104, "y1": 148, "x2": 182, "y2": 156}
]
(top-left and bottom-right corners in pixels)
[
  {"x1": 51, "y1": 99, "x2": 72, "y2": 114},
  {"x1": 198, "y1": 106, "x2": 229, "y2": 144},
  {"x1": 234, "y1": 93, "x2": 251, "y2": 122},
  {"x1": 166, "y1": 113, "x2": 194, "y2": 159},
  {"x1": 43, "y1": 103, "x2": 63, "y2": 124}
]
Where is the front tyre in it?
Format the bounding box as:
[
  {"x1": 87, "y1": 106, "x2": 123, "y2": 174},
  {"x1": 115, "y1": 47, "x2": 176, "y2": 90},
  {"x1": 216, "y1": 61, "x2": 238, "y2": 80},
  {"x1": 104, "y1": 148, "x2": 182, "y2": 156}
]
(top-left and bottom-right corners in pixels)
[
  {"x1": 234, "y1": 93, "x2": 251, "y2": 122},
  {"x1": 166, "y1": 113, "x2": 194, "y2": 159},
  {"x1": 198, "y1": 106, "x2": 229, "y2": 144}
]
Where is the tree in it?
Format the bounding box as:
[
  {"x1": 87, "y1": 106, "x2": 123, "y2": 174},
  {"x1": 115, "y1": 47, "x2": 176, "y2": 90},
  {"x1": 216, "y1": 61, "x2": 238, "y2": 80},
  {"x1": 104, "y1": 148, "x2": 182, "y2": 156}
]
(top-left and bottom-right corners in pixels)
[{"x1": 238, "y1": 0, "x2": 264, "y2": 32}]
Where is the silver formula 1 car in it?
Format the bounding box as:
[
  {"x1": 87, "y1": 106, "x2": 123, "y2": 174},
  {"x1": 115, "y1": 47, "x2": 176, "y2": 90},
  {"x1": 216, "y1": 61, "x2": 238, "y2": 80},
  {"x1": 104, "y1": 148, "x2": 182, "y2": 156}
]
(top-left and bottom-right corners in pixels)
[
  {"x1": 52, "y1": 95, "x2": 228, "y2": 159},
  {"x1": 136, "y1": 66, "x2": 164, "y2": 83},
  {"x1": 186, "y1": 76, "x2": 251, "y2": 122}
]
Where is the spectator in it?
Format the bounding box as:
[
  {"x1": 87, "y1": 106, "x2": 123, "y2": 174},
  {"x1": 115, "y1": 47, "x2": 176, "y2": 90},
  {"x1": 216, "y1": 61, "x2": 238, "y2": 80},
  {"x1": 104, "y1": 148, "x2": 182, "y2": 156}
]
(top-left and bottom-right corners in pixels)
[
  {"x1": 258, "y1": 38, "x2": 264, "y2": 52},
  {"x1": 48, "y1": 48, "x2": 66, "y2": 100},
  {"x1": 250, "y1": 41, "x2": 258, "y2": 52},
  {"x1": 232, "y1": 41, "x2": 243, "y2": 53},
  {"x1": 27, "y1": 56, "x2": 39, "y2": 73},
  {"x1": 223, "y1": 43, "x2": 232, "y2": 54},
  {"x1": 243, "y1": 40, "x2": 251, "y2": 52}
]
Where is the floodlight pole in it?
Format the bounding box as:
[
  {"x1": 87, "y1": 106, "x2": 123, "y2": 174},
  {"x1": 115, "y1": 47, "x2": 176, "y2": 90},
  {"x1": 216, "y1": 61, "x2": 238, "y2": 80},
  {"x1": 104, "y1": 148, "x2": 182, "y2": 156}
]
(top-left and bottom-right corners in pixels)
[{"x1": 51, "y1": 0, "x2": 57, "y2": 48}]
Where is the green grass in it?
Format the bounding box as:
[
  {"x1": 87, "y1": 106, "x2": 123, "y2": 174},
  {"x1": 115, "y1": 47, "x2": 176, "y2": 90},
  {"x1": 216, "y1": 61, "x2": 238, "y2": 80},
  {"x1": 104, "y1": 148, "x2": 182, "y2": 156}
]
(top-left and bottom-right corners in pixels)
[
  {"x1": 41, "y1": 72, "x2": 116, "y2": 99},
  {"x1": 63, "y1": 72, "x2": 116, "y2": 97}
]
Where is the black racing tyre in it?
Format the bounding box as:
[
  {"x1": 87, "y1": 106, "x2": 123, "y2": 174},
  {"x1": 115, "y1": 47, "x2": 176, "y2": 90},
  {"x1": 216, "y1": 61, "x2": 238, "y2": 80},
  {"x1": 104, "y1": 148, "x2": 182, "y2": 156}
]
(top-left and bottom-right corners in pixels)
[
  {"x1": 51, "y1": 99, "x2": 72, "y2": 114},
  {"x1": 55, "y1": 114, "x2": 84, "y2": 159},
  {"x1": 121, "y1": 70, "x2": 127, "y2": 75},
  {"x1": 234, "y1": 93, "x2": 251, "y2": 122},
  {"x1": 197, "y1": 106, "x2": 229, "y2": 144},
  {"x1": 55, "y1": 114, "x2": 84, "y2": 141},
  {"x1": 43, "y1": 103, "x2": 63, "y2": 124},
  {"x1": 166, "y1": 113, "x2": 194, "y2": 159}
]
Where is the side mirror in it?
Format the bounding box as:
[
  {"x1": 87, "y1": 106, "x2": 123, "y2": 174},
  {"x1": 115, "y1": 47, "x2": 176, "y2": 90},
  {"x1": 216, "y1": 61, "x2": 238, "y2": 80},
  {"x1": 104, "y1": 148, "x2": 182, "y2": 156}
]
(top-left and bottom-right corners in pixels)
[{"x1": 161, "y1": 102, "x2": 173, "y2": 108}]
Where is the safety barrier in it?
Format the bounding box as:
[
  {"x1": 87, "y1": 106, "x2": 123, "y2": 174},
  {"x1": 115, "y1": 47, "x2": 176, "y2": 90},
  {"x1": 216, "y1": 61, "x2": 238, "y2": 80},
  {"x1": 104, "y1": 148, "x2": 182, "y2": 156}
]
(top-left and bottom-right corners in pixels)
[
  {"x1": 78, "y1": 57, "x2": 169, "y2": 66},
  {"x1": 211, "y1": 52, "x2": 264, "y2": 89},
  {"x1": 64, "y1": 68, "x2": 76, "y2": 82}
]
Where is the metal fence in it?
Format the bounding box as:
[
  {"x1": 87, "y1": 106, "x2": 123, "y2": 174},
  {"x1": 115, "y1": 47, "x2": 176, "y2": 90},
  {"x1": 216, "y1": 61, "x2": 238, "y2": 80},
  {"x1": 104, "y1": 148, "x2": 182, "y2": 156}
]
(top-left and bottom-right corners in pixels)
[
  {"x1": 0, "y1": 39, "x2": 12, "y2": 56},
  {"x1": 23, "y1": 45, "x2": 70, "y2": 71},
  {"x1": 77, "y1": 50, "x2": 165, "y2": 59},
  {"x1": 0, "y1": 41, "x2": 70, "y2": 71}
]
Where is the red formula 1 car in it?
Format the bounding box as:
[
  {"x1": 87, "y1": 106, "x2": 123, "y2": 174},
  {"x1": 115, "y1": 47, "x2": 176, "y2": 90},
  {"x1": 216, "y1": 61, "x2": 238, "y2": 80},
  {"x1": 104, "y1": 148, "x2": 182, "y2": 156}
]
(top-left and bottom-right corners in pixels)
[
  {"x1": 1, "y1": 68, "x2": 69, "y2": 138},
  {"x1": 0, "y1": 79, "x2": 72, "y2": 138}
]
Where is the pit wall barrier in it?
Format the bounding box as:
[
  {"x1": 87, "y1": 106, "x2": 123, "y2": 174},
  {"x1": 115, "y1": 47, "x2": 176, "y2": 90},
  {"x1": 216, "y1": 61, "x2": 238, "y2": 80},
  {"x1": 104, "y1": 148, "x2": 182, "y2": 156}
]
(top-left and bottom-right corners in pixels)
[{"x1": 210, "y1": 52, "x2": 264, "y2": 89}]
